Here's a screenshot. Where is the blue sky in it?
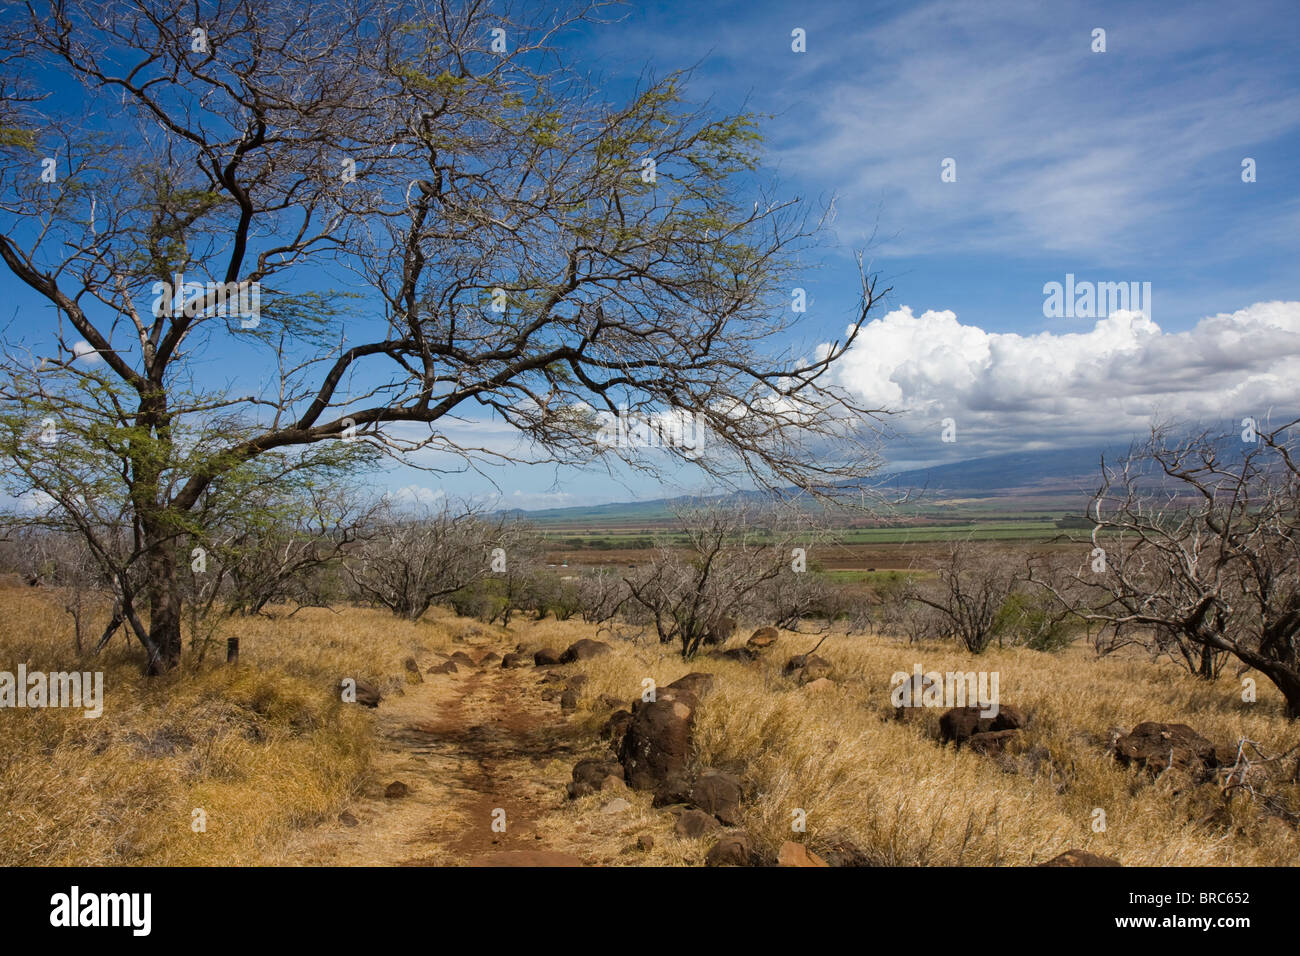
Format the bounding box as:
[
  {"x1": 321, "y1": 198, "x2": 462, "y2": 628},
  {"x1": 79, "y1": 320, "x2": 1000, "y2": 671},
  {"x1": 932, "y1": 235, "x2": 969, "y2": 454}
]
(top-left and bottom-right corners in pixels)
[{"x1": 6, "y1": 0, "x2": 1300, "y2": 510}]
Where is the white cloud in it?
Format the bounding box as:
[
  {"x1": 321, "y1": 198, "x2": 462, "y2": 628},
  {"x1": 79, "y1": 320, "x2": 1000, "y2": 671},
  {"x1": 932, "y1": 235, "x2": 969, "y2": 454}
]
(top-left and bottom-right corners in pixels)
[
  {"x1": 72, "y1": 341, "x2": 102, "y2": 365},
  {"x1": 829, "y1": 300, "x2": 1300, "y2": 453}
]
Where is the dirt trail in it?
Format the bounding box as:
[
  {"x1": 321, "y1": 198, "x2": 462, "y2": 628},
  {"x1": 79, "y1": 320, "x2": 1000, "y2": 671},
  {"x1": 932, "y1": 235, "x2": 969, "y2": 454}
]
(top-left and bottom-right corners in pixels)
[{"x1": 281, "y1": 635, "x2": 601, "y2": 866}]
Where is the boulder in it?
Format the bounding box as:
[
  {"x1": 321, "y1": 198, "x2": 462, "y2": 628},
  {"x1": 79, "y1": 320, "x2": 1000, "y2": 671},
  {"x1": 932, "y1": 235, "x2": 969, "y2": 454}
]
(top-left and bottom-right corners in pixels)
[
  {"x1": 688, "y1": 769, "x2": 743, "y2": 826},
  {"x1": 601, "y1": 709, "x2": 634, "y2": 744},
  {"x1": 449, "y1": 651, "x2": 476, "y2": 667},
  {"x1": 338, "y1": 811, "x2": 359, "y2": 827},
  {"x1": 534, "y1": 647, "x2": 564, "y2": 667},
  {"x1": 778, "y1": 841, "x2": 829, "y2": 867},
  {"x1": 675, "y1": 809, "x2": 721, "y2": 838},
  {"x1": 1040, "y1": 849, "x2": 1121, "y2": 867},
  {"x1": 427, "y1": 661, "x2": 458, "y2": 675},
  {"x1": 938, "y1": 705, "x2": 1026, "y2": 748},
  {"x1": 560, "y1": 687, "x2": 580, "y2": 713},
  {"x1": 638, "y1": 834, "x2": 655, "y2": 852},
  {"x1": 783, "y1": 653, "x2": 832, "y2": 684},
  {"x1": 968, "y1": 729, "x2": 1021, "y2": 757},
  {"x1": 560, "y1": 639, "x2": 612, "y2": 663},
  {"x1": 598, "y1": 694, "x2": 624, "y2": 709},
  {"x1": 702, "y1": 616, "x2": 737, "y2": 646},
  {"x1": 501, "y1": 652, "x2": 530, "y2": 669},
  {"x1": 747, "y1": 627, "x2": 779, "y2": 650},
  {"x1": 479, "y1": 651, "x2": 502, "y2": 665},
  {"x1": 403, "y1": 657, "x2": 424, "y2": 682},
  {"x1": 819, "y1": 836, "x2": 872, "y2": 867},
  {"x1": 346, "y1": 678, "x2": 382, "y2": 708},
  {"x1": 666, "y1": 672, "x2": 715, "y2": 698},
  {"x1": 705, "y1": 831, "x2": 757, "y2": 866},
  {"x1": 1113, "y1": 722, "x2": 1220, "y2": 778},
  {"x1": 618, "y1": 688, "x2": 697, "y2": 790},
  {"x1": 568, "y1": 757, "x2": 624, "y2": 799},
  {"x1": 651, "y1": 772, "x2": 694, "y2": 808},
  {"x1": 384, "y1": 781, "x2": 410, "y2": 799}
]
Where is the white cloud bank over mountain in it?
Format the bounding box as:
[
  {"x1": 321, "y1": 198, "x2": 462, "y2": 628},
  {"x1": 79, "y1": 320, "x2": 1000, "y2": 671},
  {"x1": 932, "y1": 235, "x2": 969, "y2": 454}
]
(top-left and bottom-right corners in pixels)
[{"x1": 825, "y1": 301, "x2": 1300, "y2": 455}]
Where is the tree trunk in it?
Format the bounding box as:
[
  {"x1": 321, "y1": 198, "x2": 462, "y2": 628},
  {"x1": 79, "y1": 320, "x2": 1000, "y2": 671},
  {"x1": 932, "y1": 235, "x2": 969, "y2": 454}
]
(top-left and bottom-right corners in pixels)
[{"x1": 145, "y1": 526, "x2": 183, "y2": 675}]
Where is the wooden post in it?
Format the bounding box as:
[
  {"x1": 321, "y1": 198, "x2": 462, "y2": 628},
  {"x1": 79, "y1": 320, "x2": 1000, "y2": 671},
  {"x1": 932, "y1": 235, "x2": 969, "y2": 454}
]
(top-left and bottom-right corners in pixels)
[{"x1": 226, "y1": 637, "x2": 239, "y2": 665}]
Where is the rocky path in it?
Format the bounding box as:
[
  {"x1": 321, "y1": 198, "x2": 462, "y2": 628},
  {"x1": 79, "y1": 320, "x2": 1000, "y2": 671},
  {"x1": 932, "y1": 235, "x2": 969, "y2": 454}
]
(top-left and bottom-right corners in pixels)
[{"x1": 280, "y1": 635, "x2": 601, "y2": 866}]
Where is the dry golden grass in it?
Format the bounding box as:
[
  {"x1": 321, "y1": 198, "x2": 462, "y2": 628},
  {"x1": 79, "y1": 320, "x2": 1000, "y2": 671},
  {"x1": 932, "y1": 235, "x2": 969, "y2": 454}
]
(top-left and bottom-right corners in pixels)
[
  {"x1": 528, "y1": 618, "x2": 1300, "y2": 866},
  {"x1": 0, "y1": 587, "x2": 457, "y2": 865},
  {"x1": 3, "y1": 588, "x2": 1297, "y2": 866}
]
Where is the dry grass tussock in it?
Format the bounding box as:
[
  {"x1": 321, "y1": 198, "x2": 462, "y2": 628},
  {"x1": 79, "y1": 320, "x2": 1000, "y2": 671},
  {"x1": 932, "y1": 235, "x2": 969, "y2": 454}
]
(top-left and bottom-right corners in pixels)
[
  {"x1": 0, "y1": 587, "x2": 458, "y2": 865},
  {"x1": 3, "y1": 589, "x2": 1297, "y2": 866},
  {"x1": 529, "y1": 618, "x2": 1300, "y2": 866}
]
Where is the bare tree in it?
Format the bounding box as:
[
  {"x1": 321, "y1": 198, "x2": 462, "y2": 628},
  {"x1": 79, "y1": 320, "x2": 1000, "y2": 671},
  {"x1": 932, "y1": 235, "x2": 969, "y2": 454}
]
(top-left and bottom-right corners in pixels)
[
  {"x1": 0, "y1": 0, "x2": 889, "y2": 674},
  {"x1": 346, "y1": 502, "x2": 512, "y2": 621},
  {"x1": 1029, "y1": 422, "x2": 1300, "y2": 715},
  {"x1": 908, "y1": 541, "x2": 1019, "y2": 654},
  {"x1": 622, "y1": 502, "x2": 811, "y2": 658}
]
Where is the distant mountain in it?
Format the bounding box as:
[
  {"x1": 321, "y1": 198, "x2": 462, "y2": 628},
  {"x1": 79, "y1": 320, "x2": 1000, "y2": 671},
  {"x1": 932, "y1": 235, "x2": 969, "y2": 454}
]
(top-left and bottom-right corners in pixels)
[
  {"x1": 870, "y1": 446, "x2": 1116, "y2": 498},
  {"x1": 513, "y1": 445, "x2": 1125, "y2": 523}
]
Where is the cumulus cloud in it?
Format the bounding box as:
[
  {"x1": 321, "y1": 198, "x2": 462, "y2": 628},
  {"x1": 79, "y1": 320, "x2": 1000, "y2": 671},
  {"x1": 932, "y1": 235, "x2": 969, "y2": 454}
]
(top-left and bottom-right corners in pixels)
[
  {"x1": 71, "y1": 341, "x2": 102, "y2": 365},
  {"x1": 827, "y1": 301, "x2": 1300, "y2": 456}
]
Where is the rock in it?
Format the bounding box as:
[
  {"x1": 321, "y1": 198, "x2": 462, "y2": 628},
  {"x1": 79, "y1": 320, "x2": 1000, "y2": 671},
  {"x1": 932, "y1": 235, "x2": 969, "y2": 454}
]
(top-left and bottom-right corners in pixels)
[
  {"x1": 541, "y1": 671, "x2": 567, "y2": 683},
  {"x1": 403, "y1": 657, "x2": 424, "y2": 682},
  {"x1": 938, "y1": 705, "x2": 1027, "y2": 748},
  {"x1": 1040, "y1": 849, "x2": 1121, "y2": 867},
  {"x1": 449, "y1": 651, "x2": 476, "y2": 667},
  {"x1": 571, "y1": 757, "x2": 624, "y2": 796},
  {"x1": 720, "y1": 647, "x2": 758, "y2": 664},
  {"x1": 601, "y1": 709, "x2": 633, "y2": 744},
  {"x1": 688, "y1": 769, "x2": 743, "y2": 826},
  {"x1": 618, "y1": 689, "x2": 697, "y2": 790},
  {"x1": 702, "y1": 616, "x2": 737, "y2": 646},
  {"x1": 501, "y1": 652, "x2": 530, "y2": 669},
  {"x1": 566, "y1": 675, "x2": 589, "y2": 691},
  {"x1": 540, "y1": 687, "x2": 560, "y2": 702},
  {"x1": 675, "y1": 809, "x2": 721, "y2": 838},
  {"x1": 968, "y1": 729, "x2": 1021, "y2": 757},
  {"x1": 638, "y1": 834, "x2": 655, "y2": 852},
  {"x1": 479, "y1": 651, "x2": 501, "y2": 664},
  {"x1": 803, "y1": 677, "x2": 835, "y2": 693},
  {"x1": 705, "y1": 831, "x2": 757, "y2": 866},
  {"x1": 820, "y1": 836, "x2": 872, "y2": 867},
  {"x1": 560, "y1": 639, "x2": 612, "y2": 663},
  {"x1": 651, "y1": 772, "x2": 694, "y2": 808},
  {"x1": 666, "y1": 672, "x2": 715, "y2": 698},
  {"x1": 601, "y1": 797, "x2": 631, "y2": 814},
  {"x1": 534, "y1": 647, "x2": 564, "y2": 667},
  {"x1": 778, "y1": 841, "x2": 829, "y2": 867},
  {"x1": 384, "y1": 781, "x2": 410, "y2": 799},
  {"x1": 598, "y1": 694, "x2": 624, "y2": 709},
  {"x1": 600, "y1": 774, "x2": 627, "y2": 793},
  {"x1": 427, "y1": 661, "x2": 458, "y2": 675},
  {"x1": 560, "y1": 687, "x2": 580, "y2": 713},
  {"x1": 747, "y1": 627, "x2": 779, "y2": 649},
  {"x1": 783, "y1": 653, "x2": 832, "y2": 683},
  {"x1": 1114, "y1": 722, "x2": 1220, "y2": 778},
  {"x1": 338, "y1": 811, "x2": 359, "y2": 827},
  {"x1": 346, "y1": 678, "x2": 382, "y2": 708}
]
